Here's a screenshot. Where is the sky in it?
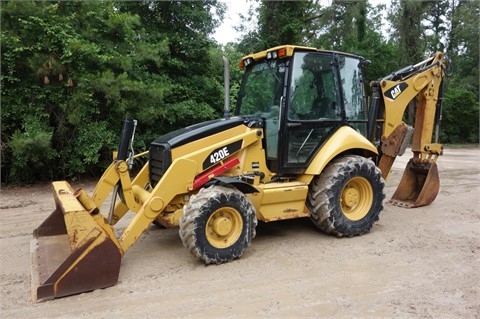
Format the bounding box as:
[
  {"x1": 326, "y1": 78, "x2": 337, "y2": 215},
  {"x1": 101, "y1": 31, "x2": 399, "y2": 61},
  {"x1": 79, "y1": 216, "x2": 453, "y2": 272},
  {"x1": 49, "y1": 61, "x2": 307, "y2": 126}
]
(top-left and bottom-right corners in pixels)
[
  {"x1": 212, "y1": 0, "x2": 255, "y2": 45},
  {"x1": 212, "y1": 0, "x2": 391, "y2": 45}
]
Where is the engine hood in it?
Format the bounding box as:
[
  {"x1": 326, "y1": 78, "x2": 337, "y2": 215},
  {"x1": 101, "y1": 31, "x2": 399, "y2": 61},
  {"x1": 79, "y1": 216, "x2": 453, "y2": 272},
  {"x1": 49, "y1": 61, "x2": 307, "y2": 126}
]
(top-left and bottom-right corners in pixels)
[{"x1": 151, "y1": 116, "x2": 246, "y2": 149}]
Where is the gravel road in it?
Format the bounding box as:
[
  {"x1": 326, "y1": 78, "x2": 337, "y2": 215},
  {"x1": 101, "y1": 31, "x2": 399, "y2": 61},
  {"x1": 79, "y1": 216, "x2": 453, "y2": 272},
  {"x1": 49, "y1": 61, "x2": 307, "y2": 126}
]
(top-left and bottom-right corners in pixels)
[{"x1": 0, "y1": 147, "x2": 478, "y2": 318}]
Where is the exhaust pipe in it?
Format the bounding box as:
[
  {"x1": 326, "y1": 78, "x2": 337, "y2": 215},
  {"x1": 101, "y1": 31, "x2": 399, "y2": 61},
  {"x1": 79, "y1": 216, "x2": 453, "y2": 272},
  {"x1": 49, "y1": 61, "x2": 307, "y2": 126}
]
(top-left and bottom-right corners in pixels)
[{"x1": 222, "y1": 56, "x2": 230, "y2": 120}]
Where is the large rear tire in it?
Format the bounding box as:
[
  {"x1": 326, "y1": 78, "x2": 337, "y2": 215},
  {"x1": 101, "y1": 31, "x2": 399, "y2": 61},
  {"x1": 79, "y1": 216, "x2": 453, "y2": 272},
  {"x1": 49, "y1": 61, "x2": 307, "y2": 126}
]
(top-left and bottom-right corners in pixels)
[
  {"x1": 179, "y1": 185, "x2": 257, "y2": 264},
  {"x1": 307, "y1": 155, "x2": 385, "y2": 237}
]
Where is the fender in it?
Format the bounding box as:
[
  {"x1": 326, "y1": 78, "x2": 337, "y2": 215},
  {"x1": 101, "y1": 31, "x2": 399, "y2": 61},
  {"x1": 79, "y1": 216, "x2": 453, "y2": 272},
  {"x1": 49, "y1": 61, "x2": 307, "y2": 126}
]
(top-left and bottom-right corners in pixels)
[
  {"x1": 206, "y1": 176, "x2": 259, "y2": 194},
  {"x1": 305, "y1": 126, "x2": 378, "y2": 175}
]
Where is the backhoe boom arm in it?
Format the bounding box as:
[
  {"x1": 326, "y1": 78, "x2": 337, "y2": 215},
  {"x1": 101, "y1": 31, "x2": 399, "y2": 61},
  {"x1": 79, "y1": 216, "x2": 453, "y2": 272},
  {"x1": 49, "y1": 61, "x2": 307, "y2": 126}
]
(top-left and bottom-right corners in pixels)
[{"x1": 373, "y1": 51, "x2": 451, "y2": 207}]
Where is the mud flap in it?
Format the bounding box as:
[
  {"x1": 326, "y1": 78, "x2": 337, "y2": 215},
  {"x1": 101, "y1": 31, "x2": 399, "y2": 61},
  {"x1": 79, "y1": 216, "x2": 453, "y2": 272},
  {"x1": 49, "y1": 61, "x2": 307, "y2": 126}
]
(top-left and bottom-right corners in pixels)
[
  {"x1": 31, "y1": 181, "x2": 122, "y2": 302},
  {"x1": 389, "y1": 160, "x2": 440, "y2": 208}
]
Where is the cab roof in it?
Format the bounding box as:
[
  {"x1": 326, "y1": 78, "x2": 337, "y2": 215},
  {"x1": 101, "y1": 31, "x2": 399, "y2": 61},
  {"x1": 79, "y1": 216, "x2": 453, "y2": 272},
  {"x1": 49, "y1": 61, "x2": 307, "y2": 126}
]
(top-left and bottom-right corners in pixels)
[{"x1": 239, "y1": 45, "x2": 365, "y2": 68}]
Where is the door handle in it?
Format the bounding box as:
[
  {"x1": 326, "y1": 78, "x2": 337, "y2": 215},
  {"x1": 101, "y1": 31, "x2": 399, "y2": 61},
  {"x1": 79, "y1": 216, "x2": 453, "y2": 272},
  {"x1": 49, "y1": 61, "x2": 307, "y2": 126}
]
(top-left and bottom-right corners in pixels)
[{"x1": 287, "y1": 122, "x2": 301, "y2": 128}]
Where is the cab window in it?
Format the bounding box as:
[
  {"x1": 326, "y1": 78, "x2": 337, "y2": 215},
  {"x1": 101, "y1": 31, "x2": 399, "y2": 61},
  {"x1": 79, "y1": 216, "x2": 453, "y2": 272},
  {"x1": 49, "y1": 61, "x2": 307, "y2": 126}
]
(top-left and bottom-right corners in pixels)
[
  {"x1": 339, "y1": 56, "x2": 367, "y2": 134},
  {"x1": 288, "y1": 52, "x2": 341, "y2": 121}
]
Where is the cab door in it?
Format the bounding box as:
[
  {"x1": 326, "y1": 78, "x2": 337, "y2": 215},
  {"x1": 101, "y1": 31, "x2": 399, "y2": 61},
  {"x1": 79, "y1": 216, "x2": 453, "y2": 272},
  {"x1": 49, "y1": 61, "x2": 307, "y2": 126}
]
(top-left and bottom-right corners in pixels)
[
  {"x1": 278, "y1": 51, "x2": 369, "y2": 175},
  {"x1": 277, "y1": 52, "x2": 342, "y2": 175}
]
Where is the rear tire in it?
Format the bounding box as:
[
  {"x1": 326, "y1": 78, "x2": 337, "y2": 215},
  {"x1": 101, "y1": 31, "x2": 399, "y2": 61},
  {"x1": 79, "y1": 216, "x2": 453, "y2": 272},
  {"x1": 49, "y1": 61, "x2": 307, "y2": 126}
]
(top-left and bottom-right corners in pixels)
[
  {"x1": 307, "y1": 155, "x2": 385, "y2": 237},
  {"x1": 179, "y1": 185, "x2": 257, "y2": 264}
]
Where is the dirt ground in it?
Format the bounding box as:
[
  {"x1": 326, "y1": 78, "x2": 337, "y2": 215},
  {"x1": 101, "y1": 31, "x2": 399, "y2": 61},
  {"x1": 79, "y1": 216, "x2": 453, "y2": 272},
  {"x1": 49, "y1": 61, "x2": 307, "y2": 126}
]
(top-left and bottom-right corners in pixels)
[{"x1": 0, "y1": 147, "x2": 479, "y2": 318}]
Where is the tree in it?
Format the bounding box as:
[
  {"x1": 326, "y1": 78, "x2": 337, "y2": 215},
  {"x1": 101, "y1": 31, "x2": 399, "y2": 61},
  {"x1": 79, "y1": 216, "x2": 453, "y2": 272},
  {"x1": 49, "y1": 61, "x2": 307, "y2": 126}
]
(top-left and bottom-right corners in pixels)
[
  {"x1": 1, "y1": 0, "x2": 477, "y2": 184},
  {"x1": 314, "y1": 0, "x2": 370, "y2": 50},
  {"x1": 448, "y1": 0, "x2": 479, "y2": 99},
  {"x1": 2, "y1": 1, "x2": 154, "y2": 180},
  {"x1": 441, "y1": 87, "x2": 479, "y2": 144},
  {"x1": 387, "y1": 0, "x2": 430, "y2": 123},
  {"x1": 424, "y1": 0, "x2": 450, "y2": 53},
  {"x1": 442, "y1": 0, "x2": 479, "y2": 144},
  {"x1": 310, "y1": 0, "x2": 398, "y2": 82},
  {"x1": 237, "y1": 0, "x2": 319, "y2": 52},
  {"x1": 1, "y1": 0, "x2": 227, "y2": 183},
  {"x1": 118, "y1": 1, "x2": 227, "y2": 132}
]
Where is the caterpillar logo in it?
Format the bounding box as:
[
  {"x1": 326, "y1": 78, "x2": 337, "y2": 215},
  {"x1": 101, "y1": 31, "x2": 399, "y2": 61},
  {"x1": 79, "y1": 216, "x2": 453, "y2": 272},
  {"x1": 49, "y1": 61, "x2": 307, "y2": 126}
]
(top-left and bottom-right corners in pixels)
[{"x1": 384, "y1": 82, "x2": 408, "y2": 101}]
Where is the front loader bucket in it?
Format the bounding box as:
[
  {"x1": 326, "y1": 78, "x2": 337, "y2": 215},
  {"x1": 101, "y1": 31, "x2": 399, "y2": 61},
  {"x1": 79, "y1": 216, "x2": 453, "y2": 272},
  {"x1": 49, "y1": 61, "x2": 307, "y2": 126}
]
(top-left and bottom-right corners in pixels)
[
  {"x1": 31, "y1": 181, "x2": 122, "y2": 302},
  {"x1": 389, "y1": 160, "x2": 440, "y2": 208}
]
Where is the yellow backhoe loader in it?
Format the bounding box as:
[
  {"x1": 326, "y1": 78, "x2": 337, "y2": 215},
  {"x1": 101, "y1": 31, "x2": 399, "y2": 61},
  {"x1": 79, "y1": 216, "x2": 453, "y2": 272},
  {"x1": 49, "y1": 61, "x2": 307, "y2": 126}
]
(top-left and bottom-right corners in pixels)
[{"x1": 31, "y1": 45, "x2": 451, "y2": 301}]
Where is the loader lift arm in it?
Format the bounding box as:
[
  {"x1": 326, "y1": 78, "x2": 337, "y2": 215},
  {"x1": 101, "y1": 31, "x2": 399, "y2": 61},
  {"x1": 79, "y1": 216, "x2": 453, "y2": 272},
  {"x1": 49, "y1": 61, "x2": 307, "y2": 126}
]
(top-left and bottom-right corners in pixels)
[{"x1": 31, "y1": 117, "x2": 263, "y2": 301}]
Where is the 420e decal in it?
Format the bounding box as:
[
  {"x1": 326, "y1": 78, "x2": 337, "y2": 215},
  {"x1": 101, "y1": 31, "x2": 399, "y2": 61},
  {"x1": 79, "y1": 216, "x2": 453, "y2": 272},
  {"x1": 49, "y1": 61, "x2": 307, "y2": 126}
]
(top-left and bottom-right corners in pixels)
[{"x1": 202, "y1": 140, "x2": 242, "y2": 170}]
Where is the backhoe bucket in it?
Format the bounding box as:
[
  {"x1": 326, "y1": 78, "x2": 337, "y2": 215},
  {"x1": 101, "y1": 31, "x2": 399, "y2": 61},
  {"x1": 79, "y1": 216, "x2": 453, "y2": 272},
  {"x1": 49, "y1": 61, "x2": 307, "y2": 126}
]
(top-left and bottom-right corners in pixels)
[
  {"x1": 389, "y1": 159, "x2": 440, "y2": 208},
  {"x1": 31, "y1": 181, "x2": 122, "y2": 302}
]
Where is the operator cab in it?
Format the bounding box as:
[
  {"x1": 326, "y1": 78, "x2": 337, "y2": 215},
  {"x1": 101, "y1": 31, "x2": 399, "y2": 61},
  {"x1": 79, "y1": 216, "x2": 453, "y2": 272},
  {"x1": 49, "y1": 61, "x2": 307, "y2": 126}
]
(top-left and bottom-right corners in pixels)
[{"x1": 236, "y1": 45, "x2": 369, "y2": 175}]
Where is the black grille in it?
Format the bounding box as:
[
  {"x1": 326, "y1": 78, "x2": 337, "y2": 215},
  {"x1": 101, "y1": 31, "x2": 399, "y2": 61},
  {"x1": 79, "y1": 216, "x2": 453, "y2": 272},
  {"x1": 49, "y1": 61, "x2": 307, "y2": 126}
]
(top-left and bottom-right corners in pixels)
[{"x1": 149, "y1": 143, "x2": 172, "y2": 187}]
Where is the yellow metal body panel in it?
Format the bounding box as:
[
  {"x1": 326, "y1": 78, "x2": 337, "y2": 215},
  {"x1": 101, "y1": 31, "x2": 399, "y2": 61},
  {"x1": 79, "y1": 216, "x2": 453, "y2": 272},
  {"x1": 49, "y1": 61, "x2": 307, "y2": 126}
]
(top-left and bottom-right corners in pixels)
[
  {"x1": 171, "y1": 123, "x2": 263, "y2": 178},
  {"x1": 248, "y1": 181, "x2": 310, "y2": 222},
  {"x1": 237, "y1": 140, "x2": 275, "y2": 181}
]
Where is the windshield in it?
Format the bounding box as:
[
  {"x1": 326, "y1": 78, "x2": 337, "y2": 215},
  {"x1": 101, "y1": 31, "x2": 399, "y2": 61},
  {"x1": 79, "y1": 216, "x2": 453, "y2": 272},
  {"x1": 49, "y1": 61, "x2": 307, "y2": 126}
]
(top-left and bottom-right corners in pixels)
[{"x1": 235, "y1": 60, "x2": 286, "y2": 116}]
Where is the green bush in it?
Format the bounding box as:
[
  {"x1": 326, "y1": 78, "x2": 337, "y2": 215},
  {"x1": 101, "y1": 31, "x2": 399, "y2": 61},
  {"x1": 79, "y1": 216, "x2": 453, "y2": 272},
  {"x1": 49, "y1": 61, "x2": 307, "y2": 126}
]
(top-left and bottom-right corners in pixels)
[
  {"x1": 441, "y1": 87, "x2": 480, "y2": 144},
  {"x1": 8, "y1": 116, "x2": 57, "y2": 182}
]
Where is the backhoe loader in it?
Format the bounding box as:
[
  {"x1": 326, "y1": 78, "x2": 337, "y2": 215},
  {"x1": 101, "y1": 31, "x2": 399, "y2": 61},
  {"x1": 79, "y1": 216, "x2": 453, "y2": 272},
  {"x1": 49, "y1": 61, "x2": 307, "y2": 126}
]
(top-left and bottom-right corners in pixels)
[{"x1": 31, "y1": 45, "x2": 451, "y2": 301}]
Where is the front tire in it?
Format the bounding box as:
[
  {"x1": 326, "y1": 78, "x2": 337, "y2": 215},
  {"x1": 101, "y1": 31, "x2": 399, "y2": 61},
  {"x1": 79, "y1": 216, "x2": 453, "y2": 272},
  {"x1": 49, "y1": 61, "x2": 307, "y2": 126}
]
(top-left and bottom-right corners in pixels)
[
  {"x1": 307, "y1": 155, "x2": 385, "y2": 237},
  {"x1": 179, "y1": 185, "x2": 257, "y2": 264}
]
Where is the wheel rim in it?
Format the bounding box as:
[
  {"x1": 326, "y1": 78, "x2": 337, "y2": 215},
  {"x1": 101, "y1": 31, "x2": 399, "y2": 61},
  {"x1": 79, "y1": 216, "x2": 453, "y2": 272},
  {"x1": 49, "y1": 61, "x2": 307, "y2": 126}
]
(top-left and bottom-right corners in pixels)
[
  {"x1": 205, "y1": 207, "x2": 243, "y2": 249},
  {"x1": 341, "y1": 176, "x2": 373, "y2": 221}
]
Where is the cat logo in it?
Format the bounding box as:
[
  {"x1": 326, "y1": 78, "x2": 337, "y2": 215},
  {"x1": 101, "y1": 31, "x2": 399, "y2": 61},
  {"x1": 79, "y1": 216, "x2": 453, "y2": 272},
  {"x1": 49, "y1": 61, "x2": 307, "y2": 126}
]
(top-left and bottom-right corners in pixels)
[
  {"x1": 384, "y1": 82, "x2": 408, "y2": 101},
  {"x1": 391, "y1": 85, "x2": 402, "y2": 99}
]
